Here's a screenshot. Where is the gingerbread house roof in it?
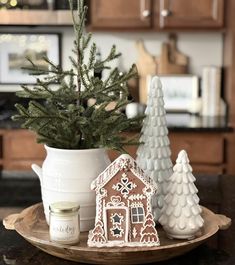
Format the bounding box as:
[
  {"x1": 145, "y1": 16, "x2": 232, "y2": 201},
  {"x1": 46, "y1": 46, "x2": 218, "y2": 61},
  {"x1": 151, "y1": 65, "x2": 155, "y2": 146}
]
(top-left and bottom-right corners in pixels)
[{"x1": 91, "y1": 154, "x2": 158, "y2": 192}]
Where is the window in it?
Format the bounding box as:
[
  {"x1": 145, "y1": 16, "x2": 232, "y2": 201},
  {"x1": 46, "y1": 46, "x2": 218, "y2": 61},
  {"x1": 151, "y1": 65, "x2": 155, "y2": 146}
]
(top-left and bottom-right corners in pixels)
[{"x1": 131, "y1": 206, "x2": 145, "y2": 223}]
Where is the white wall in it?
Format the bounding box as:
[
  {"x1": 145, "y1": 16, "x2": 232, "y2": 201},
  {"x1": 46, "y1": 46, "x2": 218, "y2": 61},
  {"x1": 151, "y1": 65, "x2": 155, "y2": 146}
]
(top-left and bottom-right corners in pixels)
[
  {"x1": 63, "y1": 29, "x2": 223, "y2": 76},
  {"x1": 0, "y1": 27, "x2": 223, "y2": 91}
]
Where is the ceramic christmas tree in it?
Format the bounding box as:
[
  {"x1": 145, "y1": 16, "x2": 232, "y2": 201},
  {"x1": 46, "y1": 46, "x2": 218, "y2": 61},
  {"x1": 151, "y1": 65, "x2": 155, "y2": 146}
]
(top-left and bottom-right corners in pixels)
[
  {"x1": 88, "y1": 154, "x2": 160, "y2": 247},
  {"x1": 159, "y1": 150, "x2": 204, "y2": 240},
  {"x1": 136, "y1": 76, "x2": 173, "y2": 221}
]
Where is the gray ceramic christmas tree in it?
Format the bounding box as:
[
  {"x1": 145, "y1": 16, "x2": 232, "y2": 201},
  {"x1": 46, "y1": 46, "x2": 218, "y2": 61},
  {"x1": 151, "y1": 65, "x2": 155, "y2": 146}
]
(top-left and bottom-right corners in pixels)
[
  {"x1": 159, "y1": 150, "x2": 204, "y2": 240},
  {"x1": 136, "y1": 76, "x2": 173, "y2": 221}
]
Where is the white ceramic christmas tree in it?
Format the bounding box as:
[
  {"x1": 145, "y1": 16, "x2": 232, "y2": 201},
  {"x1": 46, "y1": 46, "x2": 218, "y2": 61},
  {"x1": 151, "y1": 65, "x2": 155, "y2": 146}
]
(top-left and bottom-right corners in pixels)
[
  {"x1": 136, "y1": 76, "x2": 173, "y2": 221},
  {"x1": 159, "y1": 150, "x2": 204, "y2": 240}
]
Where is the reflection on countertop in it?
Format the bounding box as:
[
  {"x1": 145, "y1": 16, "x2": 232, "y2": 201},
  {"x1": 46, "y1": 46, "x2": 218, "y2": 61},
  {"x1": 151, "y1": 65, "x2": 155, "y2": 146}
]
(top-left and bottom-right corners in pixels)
[
  {"x1": 0, "y1": 113, "x2": 233, "y2": 132},
  {"x1": 166, "y1": 113, "x2": 233, "y2": 132}
]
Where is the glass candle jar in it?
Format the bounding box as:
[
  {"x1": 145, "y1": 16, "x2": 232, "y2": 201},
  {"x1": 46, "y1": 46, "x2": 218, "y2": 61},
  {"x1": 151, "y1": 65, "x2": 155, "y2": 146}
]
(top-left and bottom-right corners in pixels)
[{"x1": 49, "y1": 201, "x2": 80, "y2": 245}]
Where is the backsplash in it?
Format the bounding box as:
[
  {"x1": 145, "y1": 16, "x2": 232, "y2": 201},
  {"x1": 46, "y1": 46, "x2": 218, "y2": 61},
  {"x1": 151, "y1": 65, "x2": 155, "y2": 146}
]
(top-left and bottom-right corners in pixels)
[
  {"x1": 63, "y1": 30, "x2": 223, "y2": 78},
  {"x1": 0, "y1": 28, "x2": 223, "y2": 92}
]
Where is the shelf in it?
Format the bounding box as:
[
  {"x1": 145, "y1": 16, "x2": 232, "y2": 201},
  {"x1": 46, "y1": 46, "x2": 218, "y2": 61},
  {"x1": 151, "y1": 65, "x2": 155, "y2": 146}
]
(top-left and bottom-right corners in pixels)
[{"x1": 0, "y1": 10, "x2": 73, "y2": 26}]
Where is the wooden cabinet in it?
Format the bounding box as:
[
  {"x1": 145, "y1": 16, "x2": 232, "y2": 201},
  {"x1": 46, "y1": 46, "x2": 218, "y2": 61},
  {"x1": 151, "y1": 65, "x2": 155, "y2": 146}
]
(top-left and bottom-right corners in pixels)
[
  {"x1": 2, "y1": 130, "x2": 45, "y2": 170},
  {"x1": 0, "y1": 10, "x2": 73, "y2": 26},
  {"x1": 108, "y1": 131, "x2": 227, "y2": 175},
  {"x1": 0, "y1": 0, "x2": 224, "y2": 29},
  {"x1": 90, "y1": 0, "x2": 152, "y2": 29},
  {"x1": 90, "y1": 0, "x2": 224, "y2": 30},
  {"x1": 0, "y1": 129, "x2": 230, "y2": 174},
  {"x1": 159, "y1": 0, "x2": 224, "y2": 29},
  {"x1": 169, "y1": 132, "x2": 225, "y2": 174}
]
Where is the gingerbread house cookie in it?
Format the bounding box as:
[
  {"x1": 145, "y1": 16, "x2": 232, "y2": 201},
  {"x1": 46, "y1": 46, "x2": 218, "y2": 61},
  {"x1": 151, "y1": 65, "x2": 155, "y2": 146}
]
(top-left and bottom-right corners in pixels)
[{"x1": 87, "y1": 154, "x2": 160, "y2": 247}]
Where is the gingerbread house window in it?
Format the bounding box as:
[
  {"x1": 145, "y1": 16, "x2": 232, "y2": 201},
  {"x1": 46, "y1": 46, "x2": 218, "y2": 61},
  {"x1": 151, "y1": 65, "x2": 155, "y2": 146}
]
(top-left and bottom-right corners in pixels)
[{"x1": 131, "y1": 206, "x2": 145, "y2": 223}]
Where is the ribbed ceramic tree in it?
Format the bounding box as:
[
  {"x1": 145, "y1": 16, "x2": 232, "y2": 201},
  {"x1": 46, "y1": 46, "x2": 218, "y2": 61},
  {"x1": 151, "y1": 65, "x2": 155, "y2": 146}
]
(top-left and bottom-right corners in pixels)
[
  {"x1": 136, "y1": 76, "x2": 173, "y2": 221},
  {"x1": 159, "y1": 150, "x2": 204, "y2": 240}
]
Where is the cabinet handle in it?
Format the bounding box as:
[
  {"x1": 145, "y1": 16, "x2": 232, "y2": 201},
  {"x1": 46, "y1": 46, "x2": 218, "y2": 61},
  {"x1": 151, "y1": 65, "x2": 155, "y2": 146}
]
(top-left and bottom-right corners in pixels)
[
  {"x1": 142, "y1": 9, "x2": 150, "y2": 18},
  {"x1": 141, "y1": 0, "x2": 150, "y2": 19},
  {"x1": 161, "y1": 9, "x2": 171, "y2": 17}
]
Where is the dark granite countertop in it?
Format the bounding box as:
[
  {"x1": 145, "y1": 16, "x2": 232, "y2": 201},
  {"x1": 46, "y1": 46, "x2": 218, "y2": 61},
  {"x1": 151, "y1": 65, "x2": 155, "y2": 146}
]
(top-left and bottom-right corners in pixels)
[
  {"x1": 166, "y1": 113, "x2": 233, "y2": 132},
  {"x1": 0, "y1": 174, "x2": 235, "y2": 264},
  {"x1": 0, "y1": 113, "x2": 233, "y2": 132}
]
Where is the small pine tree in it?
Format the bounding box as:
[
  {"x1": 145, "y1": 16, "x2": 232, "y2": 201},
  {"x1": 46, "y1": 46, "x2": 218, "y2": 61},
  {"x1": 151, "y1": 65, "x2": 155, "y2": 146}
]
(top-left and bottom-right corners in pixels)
[
  {"x1": 12, "y1": 0, "x2": 142, "y2": 151},
  {"x1": 136, "y1": 76, "x2": 173, "y2": 221},
  {"x1": 88, "y1": 220, "x2": 106, "y2": 244},
  {"x1": 159, "y1": 150, "x2": 204, "y2": 240},
  {"x1": 140, "y1": 213, "x2": 159, "y2": 244}
]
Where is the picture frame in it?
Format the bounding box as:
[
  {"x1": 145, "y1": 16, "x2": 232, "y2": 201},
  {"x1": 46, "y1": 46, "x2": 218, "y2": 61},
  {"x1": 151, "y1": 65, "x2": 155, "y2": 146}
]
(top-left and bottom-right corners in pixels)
[
  {"x1": 0, "y1": 0, "x2": 48, "y2": 10},
  {"x1": 147, "y1": 75, "x2": 200, "y2": 113},
  {"x1": 0, "y1": 33, "x2": 61, "y2": 84}
]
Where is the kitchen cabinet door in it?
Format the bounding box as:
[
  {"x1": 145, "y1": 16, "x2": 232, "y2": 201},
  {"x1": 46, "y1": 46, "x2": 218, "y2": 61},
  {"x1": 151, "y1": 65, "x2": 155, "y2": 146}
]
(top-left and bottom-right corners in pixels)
[
  {"x1": 90, "y1": 0, "x2": 152, "y2": 29},
  {"x1": 3, "y1": 130, "x2": 45, "y2": 170},
  {"x1": 159, "y1": 0, "x2": 224, "y2": 29}
]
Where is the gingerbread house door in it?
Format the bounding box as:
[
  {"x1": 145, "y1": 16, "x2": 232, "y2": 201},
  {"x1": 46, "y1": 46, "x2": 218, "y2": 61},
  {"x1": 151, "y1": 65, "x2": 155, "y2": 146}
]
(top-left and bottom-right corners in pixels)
[{"x1": 105, "y1": 207, "x2": 129, "y2": 242}]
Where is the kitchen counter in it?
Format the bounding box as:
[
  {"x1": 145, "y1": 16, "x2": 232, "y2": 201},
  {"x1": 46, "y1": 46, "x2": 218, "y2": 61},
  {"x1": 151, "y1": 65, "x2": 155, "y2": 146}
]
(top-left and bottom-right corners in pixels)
[
  {"x1": 0, "y1": 174, "x2": 234, "y2": 265},
  {"x1": 0, "y1": 113, "x2": 233, "y2": 132},
  {"x1": 166, "y1": 113, "x2": 233, "y2": 132}
]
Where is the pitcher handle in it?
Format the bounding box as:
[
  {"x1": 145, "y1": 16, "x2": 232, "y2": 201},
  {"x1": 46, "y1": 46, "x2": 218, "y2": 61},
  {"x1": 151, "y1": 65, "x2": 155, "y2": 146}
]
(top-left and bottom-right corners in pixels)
[{"x1": 32, "y1": 164, "x2": 43, "y2": 185}]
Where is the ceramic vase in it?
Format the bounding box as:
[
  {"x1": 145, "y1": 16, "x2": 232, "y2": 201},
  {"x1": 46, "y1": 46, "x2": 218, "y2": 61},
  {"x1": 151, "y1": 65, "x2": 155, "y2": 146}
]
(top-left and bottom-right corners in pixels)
[{"x1": 32, "y1": 146, "x2": 111, "y2": 232}]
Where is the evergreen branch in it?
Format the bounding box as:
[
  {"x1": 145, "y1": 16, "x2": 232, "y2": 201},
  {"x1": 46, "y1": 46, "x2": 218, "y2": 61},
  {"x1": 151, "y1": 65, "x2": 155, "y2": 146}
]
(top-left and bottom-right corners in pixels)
[
  {"x1": 80, "y1": 67, "x2": 90, "y2": 90},
  {"x1": 16, "y1": 86, "x2": 43, "y2": 99},
  {"x1": 69, "y1": 56, "x2": 78, "y2": 69},
  {"x1": 103, "y1": 67, "x2": 119, "y2": 86},
  {"x1": 13, "y1": 104, "x2": 30, "y2": 118},
  {"x1": 13, "y1": 0, "x2": 143, "y2": 151},
  {"x1": 88, "y1": 43, "x2": 97, "y2": 69},
  {"x1": 42, "y1": 56, "x2": 60, "y2": 70},
  {"x1": 82, "y1": 64, "x2": 91, "y2": 84},
  {"x1": 82, "y1": 33, "x2": 92, "y2": 50}
]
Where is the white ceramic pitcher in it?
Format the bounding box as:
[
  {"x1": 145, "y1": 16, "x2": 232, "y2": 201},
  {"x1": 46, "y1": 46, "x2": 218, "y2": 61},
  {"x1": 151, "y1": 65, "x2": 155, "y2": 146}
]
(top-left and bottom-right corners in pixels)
[{"x1": 32, "y1": 145, "x2": 111, "y2": 232}]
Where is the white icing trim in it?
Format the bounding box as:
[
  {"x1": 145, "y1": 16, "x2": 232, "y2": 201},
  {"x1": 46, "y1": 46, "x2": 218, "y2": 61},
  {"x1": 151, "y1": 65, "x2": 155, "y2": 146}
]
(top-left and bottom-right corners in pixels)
[
  {"x1": 130, "y1": 201, "x2": 144, "y2": 207},
  {"x1": 110, "y1": 226, "x2": 124, "y2": 238},
  {"x1": 140, "y1": 213, "x2": 160, "y2": 245},
  {"x1": 129, "y1": 194, "x2": 146, "y2": 201},
  {"x1": 106, "y1": 196, "x2": 125, "y2": 207},
  {"x1": 112, "y1": 174, "x2": 137, "y2": 199},
  {"x1": 132, "y1": 227, "x2": 137, "y2": 239},
  {"x1": 91, "y1": 154, "x2": 157, "y2": 195},
  {"x1": 131, "y1": 206, "x2": 145, "y2": 224},
  {"x1": 88, "y1": 240, "x2": 160, "y2": 248},
  {"x1": 110, "y1": 213, "x2": 124, "y2": 225}
]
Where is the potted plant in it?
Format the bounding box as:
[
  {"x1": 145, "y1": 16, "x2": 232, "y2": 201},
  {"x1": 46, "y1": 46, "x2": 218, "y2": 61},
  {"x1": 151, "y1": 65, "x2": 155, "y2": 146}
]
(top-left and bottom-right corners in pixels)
[{"x1": 12, "y1": 0, "x2": 142, "y2": 231}]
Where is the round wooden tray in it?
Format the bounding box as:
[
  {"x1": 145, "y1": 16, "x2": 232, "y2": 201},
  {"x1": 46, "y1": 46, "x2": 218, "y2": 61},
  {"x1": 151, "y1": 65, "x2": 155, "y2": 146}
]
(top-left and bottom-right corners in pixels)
[{"x1": 3, "y1": 203, "x2": 231, "y2": 265}]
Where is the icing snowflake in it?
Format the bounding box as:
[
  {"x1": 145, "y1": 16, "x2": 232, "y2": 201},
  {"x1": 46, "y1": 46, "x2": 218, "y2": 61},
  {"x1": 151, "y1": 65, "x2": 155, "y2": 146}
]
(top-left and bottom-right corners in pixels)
[
  {"x1": 110, "y1": 213, "x2": 123, "y2": 225},
  {"x1": 118, "y1": 158, "x2": 132, "y2": 171},
  {"x1": 112, "y1": 175, "x2": 137, "y2": 199}
]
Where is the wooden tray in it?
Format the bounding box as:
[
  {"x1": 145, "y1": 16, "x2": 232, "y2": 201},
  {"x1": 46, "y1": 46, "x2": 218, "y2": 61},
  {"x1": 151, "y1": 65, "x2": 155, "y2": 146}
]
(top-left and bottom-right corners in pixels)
[{"x1": 3, "y1": 203, "x2": 231, "y2": 265}]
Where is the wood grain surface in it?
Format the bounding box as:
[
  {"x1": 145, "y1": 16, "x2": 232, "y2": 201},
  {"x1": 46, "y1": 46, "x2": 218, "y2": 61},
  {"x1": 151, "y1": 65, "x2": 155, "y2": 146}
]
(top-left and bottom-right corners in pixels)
[{"x1": 3, "y1": 203, "x2": 231, "y2": 264}]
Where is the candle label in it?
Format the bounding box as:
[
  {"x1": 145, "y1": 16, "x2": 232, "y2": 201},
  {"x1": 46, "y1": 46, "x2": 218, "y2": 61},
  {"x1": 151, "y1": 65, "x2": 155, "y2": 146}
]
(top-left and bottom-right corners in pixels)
[{"x1": 50, "y1": 218, "x2": 79, "y2": 242}]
